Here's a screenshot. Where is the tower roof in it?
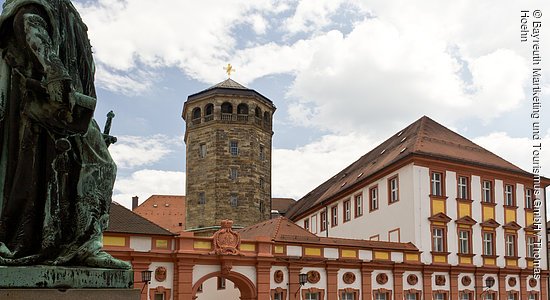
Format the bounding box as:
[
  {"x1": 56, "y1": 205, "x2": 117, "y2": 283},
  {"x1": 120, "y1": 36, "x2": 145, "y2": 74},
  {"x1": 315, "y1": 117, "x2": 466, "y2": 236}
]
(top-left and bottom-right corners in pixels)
[
  {"x1": 285, "y1": 116, "x2": 536, "y2": 220},
  {"x1": 185, "y1": 78, "x2": 274, "y2": 106}
]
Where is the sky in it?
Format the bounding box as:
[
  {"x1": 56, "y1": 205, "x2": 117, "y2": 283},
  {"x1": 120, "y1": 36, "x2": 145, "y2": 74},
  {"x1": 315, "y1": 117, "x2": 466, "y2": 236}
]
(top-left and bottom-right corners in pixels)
[{"x1": 1, "y1": 0, "x2": 549, "y2": 212}]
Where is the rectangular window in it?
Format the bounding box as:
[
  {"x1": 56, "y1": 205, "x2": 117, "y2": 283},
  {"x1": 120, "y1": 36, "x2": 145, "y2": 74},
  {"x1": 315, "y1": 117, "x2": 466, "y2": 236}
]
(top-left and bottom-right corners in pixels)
[
  {"x1": 457, "y1": 176, "x2": 469, "y2": 199},
  {"x1": 483, "y1": 232, "x2": 494, "y2": 255},
  {"x1": 405, "y1": 294, "x2": 417, "y2": 300},
  {"x1": 230, "y1": 194, "x2": 238, "y2": 207},
  {"x1": 526, "y1": 188, "x2": 533, "y2": 209},
  {"x1": 482, "y1": 180, "x2": 493, "y2": 203},
  {"x1": 508, "y1": 293, "x2": 518, "y2": 300},
  {"x1": 434, "y1": 294, "x2": 446, "y2": 300},
  {"x1": 154, "y1": 294, "x2": 165, "y2": 300},
  {"x1": 331, "y1": 205, "x2": 338, "y2": 227},
  {"x1": 505, "y1": 234, "x2": 516, "y2": 256},
  {"x1": 485, "y1": 294, "x2": 494, "y2": 300},
  {"x1": 374, "y1": 292, "x2": 388, "y2": 300},
  {"x1": 229, "y1": 168, "x2": 238, "y2": 180},
  {"x1": 199, "y1": 143, "x2": 207, "y2": 158},
  {"x1": 529, "y1": 294, "x2": 538, "y2": 300},
  {"x1": 259, "y1": 145, "x2": 265, "y2": 161},
  {"x1": 311, "y1": 215, "x2": 317, "y2": 234},
  {"x1": 527, "y1": 236, "x2": 535, "y2": 257},
  {"x1": 199, "y1": 192, "x2": 206, "y2": 205},
  {"x1": 217, "y1": 277, "x2": 226, "y2": 289},
  {"x1": 354, "y1": 194, "x2": 363, "y2": 217},
  {"x1": 305, "y1": 293, "x2": 319, "y2": 300},
  {"x1": 388, "y1": 176, "x2": 399, "y2": 203},
  {"x1": 431, "y1": 171, "x2": 443, "y2": 196},
  {"x1": 273, "y1": 293, "x2": 282, "y2": 300},
  {"x1": 341, "y1": 292, "x2": 354, "y2": 300},
  {"x1": 320, "y1": 211, "x2": 327, "y2": 231},
  {"x1": 432, "y1": 227, "x2": 445, "y2": 252},
  {"x1": 343, "y1": 200, "x2": 351, "y2": 222},
  {"x1": 370, "y1": 186, "x2": 378, "y2": 211},
  {"x1": 505, "y1": 184, "x2": 514, "y2": 206},
  {"x1": 230, "y1": 141, "x2": 239, "y2": 156},
  {"x1": 304, "y1": 219, "x2": 309, "y2": 231},
  {"x1": 460, "y1": 293, "x2": 471, "y2": 300},
  {"x1": 458, "y1": 230, "x2": 470, "y2": 254},
  {"x1": 259, "y1": 177, "x2": 264, "y2": 189}
]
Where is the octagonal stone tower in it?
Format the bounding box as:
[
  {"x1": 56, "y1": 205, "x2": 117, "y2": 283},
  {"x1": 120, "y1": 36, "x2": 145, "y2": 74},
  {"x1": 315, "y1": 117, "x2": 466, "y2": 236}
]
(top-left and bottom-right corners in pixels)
[{"x1": 182, "y1": 78, "x2": 276, "y2": 234}]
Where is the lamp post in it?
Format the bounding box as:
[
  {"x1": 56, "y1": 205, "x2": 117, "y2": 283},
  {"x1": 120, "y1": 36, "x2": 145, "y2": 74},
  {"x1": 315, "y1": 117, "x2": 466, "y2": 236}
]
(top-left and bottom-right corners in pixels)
[
  {"x1": 294, "y1": 273, "x2": 309, "y2": 298},
  {"x1": 140, "y1": 270, "x2": 153, "y2": 294}
]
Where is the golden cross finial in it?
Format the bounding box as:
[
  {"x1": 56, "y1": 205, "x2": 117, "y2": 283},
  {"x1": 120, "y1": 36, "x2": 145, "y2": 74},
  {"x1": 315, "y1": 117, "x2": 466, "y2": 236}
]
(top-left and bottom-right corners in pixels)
[{"x1": 224, "y1": 63, "x2": 235, "y2": 78}]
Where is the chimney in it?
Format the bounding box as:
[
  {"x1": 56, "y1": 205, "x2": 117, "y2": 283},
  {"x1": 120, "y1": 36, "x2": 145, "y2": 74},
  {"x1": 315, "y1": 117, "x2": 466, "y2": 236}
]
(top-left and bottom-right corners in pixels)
[{"x1": 132, "y1": 196, "x2": 139, "y2": 210}]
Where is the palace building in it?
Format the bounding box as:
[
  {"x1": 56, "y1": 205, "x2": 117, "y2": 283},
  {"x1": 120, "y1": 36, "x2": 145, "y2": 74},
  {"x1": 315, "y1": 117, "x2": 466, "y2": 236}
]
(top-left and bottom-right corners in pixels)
[{"x1": 103, "y1": 78, "x2": 549, "y2": 300}]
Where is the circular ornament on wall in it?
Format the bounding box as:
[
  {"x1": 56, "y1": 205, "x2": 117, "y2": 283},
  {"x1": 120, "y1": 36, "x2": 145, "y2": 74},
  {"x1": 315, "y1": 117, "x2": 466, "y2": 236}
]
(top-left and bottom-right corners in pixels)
[
  {"x1": 529, "y1": 278, "x2": 538, "y2": 288},
  {"x1": 343, "y1": 272, "x2": 356, "y2": 284},
  {"x1": 435, "y1": 275, "x2": 446, "y2": 286},
  {"x1": 508, "y1": 277, "x2": 517, "y2": 287},
  {"x1": 461, "y1": 276, "x2": 472, "y2": 286},
  {"x1": 376, "y1": 273, "x2": 388, "y2": 285},
  {"x1": 274, "y1": 270, "x2": 284, "y2": 284},
  {"x1": 307, "y1": 271, "x2": 321, "y2": 284},
  {"x1": 155, "y1": 266, "x2": 167, "y2": 282},
  {"x1": 407, "y1": 274, "x2": 418, "y2": 285}
]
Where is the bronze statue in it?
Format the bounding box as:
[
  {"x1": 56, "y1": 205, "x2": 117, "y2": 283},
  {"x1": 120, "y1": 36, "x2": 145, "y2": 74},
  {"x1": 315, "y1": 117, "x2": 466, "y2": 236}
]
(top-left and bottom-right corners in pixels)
[{"x1": 0, "y1": 0, "x2": 130, "y2": 269}]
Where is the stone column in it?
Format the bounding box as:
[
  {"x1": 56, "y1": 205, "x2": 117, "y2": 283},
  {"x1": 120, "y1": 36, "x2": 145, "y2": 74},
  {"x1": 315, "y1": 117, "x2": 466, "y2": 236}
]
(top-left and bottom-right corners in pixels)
[
  {"x1": 257, "y1": 262, "x2": 272, "y2": 300},
  {"x1": 450, "y1": 270, "x2": 459, "y2": 300},
  {"x1": 520, "y1": 271, "x2": 528, "y2": 300},
  {"x1": 423, "y1": 271, "x2": 433, "y2": 300},
  {"x1": 326, "y1": 264, "x2": 340, "y2": 300},
  {"x1": 541, "y1": 273, "x2": 548, "y2": 300},
  {"x1": 361, "y1": 265, "x2": 372, "y2": 300},
  {"x1": 475, "y1": 272, "x2": 484, "y2": 300},
  {"x1": 498, "y1": 273, "x2": 506, "y2": 300},
  {"x1": 176, "y1": 261, "x2": 195, "y2": 300},
  {"x1": 288, "y1": 265, "x2": 302, "y2": 300},
  {"x1": 132, "y1": 261, "x2": 151, "y2": 300},
  {"x1": 393, "y1": 269, "x2": 404, "y2": 299}
]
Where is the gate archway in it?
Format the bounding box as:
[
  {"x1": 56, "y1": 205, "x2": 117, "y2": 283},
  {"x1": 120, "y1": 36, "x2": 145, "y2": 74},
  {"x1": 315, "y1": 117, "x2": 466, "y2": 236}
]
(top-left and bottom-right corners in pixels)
[{"x1": 192, "y1": 271, "x2": 257, "y2": 300}]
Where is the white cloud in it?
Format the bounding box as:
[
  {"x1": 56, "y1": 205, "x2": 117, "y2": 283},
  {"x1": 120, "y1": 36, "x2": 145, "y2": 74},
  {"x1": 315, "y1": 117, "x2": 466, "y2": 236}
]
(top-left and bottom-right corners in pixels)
[
  {"x1": 112, "y1": 169, "x2": 186, "y2": 209},
  {"x1": 109, "y1": 135, "x2": 180, "y2": 169},
  {"x1": 473, "y1": 130, "x2": 550, "y2": 177},
  {"x1": 272, "y1": 132, "x2": 377, "y2": 199}
]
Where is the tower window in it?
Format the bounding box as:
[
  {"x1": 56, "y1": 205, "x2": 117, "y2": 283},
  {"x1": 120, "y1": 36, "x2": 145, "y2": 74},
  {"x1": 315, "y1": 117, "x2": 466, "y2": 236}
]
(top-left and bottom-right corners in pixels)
[
  {"x1": 229, "y1": 168, "x2": 238, "y2": 180},
  {"x1": 205, "y1": 103, "x2": 214, "y2": 115},
  {"x1": 230, "y1": 141, "x2": 239, "y2": 156},
  {"x1": 199, "y1": 144, "x2": 207, "y2": 158},
  {"x1": 221, "y1": 102, "x2": 233, "y2": 114},
  {"x1": 260, "y1": 177, "x2": 264, "y2": 189},
  {"x1": 259, "y1": 145, "x2": 265, "y2": 161},
  {"x1": 192, "y1": 107, "x2": 201, "y2": 120},
  {"x1": 230, "y1": 194, "x2": 238, "y2": 207},
  {"x1": 199, "y1": 192, "x2": 206, "y2": 205},
  {"x1": 259, "y1": 201, "x2": 265, "y2": 213},
  {"x1": 255, "y1": 107, "x2": 262, "y2": 118},
  {"x1": 237, "y1": 103, "x2": 249, "y2": 115}
]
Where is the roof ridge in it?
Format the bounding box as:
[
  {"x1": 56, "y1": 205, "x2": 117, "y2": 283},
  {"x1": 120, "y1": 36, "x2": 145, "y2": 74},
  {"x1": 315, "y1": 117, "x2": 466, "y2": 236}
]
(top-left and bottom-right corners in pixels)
[{"x1": 273, "y1": 216, "x2": 284, "y2": 239}]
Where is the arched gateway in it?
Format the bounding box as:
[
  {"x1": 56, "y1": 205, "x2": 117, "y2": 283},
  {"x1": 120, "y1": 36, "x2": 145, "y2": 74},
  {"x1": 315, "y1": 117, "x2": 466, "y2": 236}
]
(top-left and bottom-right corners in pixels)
[{"x1": 192, "y1": 271, "x2": 257, "y2": 300}]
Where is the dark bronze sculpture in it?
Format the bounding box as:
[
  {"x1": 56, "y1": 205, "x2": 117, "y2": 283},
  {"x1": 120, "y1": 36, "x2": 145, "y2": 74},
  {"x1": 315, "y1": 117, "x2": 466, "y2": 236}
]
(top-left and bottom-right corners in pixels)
[{"x1": 0, "y1": 0, "x2": 130, "y2": 269}]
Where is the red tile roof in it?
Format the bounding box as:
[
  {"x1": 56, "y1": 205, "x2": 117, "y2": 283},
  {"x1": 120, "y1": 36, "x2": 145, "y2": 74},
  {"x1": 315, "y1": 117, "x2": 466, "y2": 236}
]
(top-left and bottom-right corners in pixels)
[
  {"x1": 271, "y1": 198, "x2": 296, "y2": 214},
  {"x1": 107, "y1": 202, "x2": 175, "y2": 236},
  {"x1": 133, "y1": 195, "x2": 186, "y2": 233},
  {"x1": 285, "y1": 116, "x2": 532, "y2": 220},
  {"x1": 239, "y1": 217, "x2": 417, "y2": 251}
]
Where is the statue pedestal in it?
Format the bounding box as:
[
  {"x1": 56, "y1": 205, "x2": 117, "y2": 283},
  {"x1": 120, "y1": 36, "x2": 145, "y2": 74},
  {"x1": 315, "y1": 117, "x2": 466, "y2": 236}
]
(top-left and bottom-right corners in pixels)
[
  {"x1": 0, "y1": 289, "x2": 140, "y2": 300},
  {"x1": 0, "y1": 265, "x2": 134, "y2": 288}
]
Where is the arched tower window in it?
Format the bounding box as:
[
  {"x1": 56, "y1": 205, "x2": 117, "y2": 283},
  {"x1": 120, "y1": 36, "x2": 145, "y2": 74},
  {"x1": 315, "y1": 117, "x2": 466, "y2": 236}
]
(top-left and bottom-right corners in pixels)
[
  {"x1": 237, "y1": 103, "x2": 249, "y2": 115},
  {"x1": 221, "y1": 102, "x2": 233, "y2": 114},
  {"x1": 237, "y1": 103, "x2": 249, "y2": 121},
  {"x1": 192, "y1": 107, "x2": 201, "y2": 124},
  {"x1": 255, "y1": 107, "x2": 261, "y2": 118},
  {"x1": 204, "y1": 103, "x2": 214, "y2": 121},
  {"x1": 263, "y1": 111, "x2": 271, "y2": 126}
]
